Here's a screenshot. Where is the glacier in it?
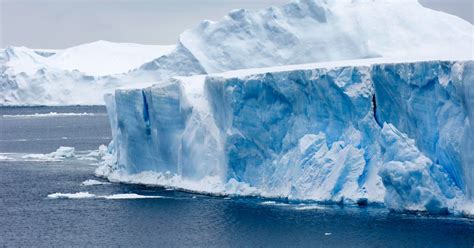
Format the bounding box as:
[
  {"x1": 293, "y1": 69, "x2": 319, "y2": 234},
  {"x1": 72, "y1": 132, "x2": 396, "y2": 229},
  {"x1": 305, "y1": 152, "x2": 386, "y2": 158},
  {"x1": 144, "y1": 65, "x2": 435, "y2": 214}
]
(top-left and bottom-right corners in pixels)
[
  {"x1": 100, "y1": 59, "x2": 473, "y2": 215},
  {"x1": 1, "y1": 0, "x2": 473, "y2": 105}
]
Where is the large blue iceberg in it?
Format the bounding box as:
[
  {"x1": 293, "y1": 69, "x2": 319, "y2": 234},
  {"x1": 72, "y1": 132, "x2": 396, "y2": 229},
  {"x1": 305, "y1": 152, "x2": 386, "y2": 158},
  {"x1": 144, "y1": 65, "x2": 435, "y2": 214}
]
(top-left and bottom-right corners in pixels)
[{"x1": 100, "y1": 59, "x2": 473, "y2": 215}]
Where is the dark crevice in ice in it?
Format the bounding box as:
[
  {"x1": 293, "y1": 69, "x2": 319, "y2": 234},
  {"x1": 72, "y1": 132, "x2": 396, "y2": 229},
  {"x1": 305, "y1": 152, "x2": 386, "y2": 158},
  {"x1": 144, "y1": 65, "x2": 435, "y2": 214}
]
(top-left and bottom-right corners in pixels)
[
  {"x1": 372, "y1": 94, "x2": 381, "y2": 127},
  {"x1": 142, "y1": 90, "x2": 151, "y2": 136}
]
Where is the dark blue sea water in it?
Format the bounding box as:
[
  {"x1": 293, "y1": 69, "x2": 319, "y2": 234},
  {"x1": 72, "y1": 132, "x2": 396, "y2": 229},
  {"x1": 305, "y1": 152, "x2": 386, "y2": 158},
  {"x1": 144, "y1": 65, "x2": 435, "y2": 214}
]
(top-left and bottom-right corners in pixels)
[{"x1": 0, "y1": 106, "x2": 473, "y2": 247}]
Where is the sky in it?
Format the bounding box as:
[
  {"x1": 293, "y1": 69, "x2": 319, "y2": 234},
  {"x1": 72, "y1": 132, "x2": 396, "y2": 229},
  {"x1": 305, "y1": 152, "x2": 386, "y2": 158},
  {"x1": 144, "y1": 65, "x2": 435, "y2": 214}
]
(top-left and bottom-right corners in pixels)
[{"x1": 0, "y1": 0, "x2": 472, "y2": 49}]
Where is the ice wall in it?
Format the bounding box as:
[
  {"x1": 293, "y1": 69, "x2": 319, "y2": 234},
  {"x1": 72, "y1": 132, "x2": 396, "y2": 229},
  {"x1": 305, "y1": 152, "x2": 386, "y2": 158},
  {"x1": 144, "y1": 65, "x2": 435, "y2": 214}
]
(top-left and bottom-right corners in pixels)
[
  {"x1": 373, "y1": 61, "x2": 473, "y2": 199},
  {"x1": 105, "y1": 60, "x2": 472, "y2": 213},
  {"x1": 204, "y1": 66, "x2": 385, "y2": 201}
]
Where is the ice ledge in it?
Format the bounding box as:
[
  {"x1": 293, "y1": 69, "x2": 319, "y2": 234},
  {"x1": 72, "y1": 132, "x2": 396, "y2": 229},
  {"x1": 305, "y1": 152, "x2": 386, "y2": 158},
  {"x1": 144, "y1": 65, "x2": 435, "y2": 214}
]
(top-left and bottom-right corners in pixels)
[{"x1": 210, "y1": 57, "x2": 474, "y2": 80}]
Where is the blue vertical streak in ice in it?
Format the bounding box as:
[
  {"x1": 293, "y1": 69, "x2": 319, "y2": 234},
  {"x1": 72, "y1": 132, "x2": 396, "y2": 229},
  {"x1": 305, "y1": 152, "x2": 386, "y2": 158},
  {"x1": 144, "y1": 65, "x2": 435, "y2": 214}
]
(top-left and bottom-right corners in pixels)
[
  {"x1": 462, "y1": 61, "x2": 474, "y2": 199},
  {"x1": 142, "y1": 90, "x2": 151, "y2": 136}
]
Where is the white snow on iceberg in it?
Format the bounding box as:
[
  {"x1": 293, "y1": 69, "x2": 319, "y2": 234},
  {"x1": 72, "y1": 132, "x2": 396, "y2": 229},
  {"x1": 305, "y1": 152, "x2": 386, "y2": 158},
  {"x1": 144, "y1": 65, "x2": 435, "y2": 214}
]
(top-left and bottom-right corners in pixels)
[{"x1": 1, "y1": 0, "x2": 472, "y2": 105}]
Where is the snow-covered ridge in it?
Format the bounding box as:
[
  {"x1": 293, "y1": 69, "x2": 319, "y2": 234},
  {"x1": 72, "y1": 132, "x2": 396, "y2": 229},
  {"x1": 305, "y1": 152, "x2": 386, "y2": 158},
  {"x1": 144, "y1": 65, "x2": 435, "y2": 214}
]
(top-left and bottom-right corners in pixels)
[
  {"x1": 101, "y1": 59, "x2": 473, "y2": 215},
  {"x1": 1, "y1": 0, "x2": 472, "y2": 105},
  {"x1": 2, "y1": 40, "x2": 176, "y2": 76},
  {"x1": 180, "y1": 0, "x2": 473, "y2": 73}
]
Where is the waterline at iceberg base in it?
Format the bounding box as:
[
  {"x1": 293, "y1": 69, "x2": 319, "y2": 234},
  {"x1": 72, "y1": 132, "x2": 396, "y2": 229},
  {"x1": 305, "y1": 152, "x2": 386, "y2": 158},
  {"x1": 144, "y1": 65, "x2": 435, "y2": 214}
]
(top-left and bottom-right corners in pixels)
[{"x1": 98, "y1": 59, "x2": 473, "y2": 216}]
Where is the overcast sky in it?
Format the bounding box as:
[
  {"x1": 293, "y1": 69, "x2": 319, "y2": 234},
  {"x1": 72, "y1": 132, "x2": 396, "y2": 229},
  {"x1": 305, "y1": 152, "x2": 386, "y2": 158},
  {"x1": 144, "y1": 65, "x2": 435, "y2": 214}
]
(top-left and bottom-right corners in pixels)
[{"x1": 0, "y1": 0, "x2": 472, "y2": 49}]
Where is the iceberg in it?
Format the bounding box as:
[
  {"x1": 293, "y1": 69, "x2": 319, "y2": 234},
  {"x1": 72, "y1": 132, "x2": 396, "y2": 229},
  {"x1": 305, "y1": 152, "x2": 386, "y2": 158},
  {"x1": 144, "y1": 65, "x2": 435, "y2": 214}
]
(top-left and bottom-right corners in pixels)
[
  {"x1": 101, "y1": 59, "x2": 473, "y2": 214},
  {"x1": 94, "y1": 0, "x2": 473, "y2": 215}
]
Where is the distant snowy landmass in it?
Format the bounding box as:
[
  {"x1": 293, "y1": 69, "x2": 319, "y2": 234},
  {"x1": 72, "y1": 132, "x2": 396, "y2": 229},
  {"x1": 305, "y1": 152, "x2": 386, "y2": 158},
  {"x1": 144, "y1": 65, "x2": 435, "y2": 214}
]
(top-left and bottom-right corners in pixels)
[
  {"x1": 0, "y1": 41, "x2": 176, "y2": 105},
  {"x1": 1, "y1": 0, "x2": 472, "y2": 105},
  {"x1": 2, "y1": 40, "x2": 175, "y2": 76}
]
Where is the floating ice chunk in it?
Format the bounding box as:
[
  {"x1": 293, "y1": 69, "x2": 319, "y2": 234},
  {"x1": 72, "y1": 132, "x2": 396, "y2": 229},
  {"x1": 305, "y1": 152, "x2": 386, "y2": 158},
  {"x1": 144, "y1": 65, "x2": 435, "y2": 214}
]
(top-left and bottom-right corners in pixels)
[
  {"x1": 47, "y1": 192, "x2": 96, "y2": 199},
  {"x1": 1, "y1": 112, "x2": 105, "y2": 118},
  {"x1": 22, "y1": 146, "x2": 75, "y2": 162},
  {"x1": 81, "y1": 179, "x2": 111, "y2": 186},
  {"x1": 294, "y1": 205, "x2": 327, "y2": 211},
  {"x1": 259, "y1": 201, "x2": 291, "y2": 207},
  {"x1": 0, "y1": 155, "x2": 13, "y2": 160},
  {"x1": 47, "y1": 192, "x2": 164, "y2": 200},
  {"x1": 102, "y1": 194, "x2": 164, "y2": 200},
  {"x1": 49, "y1": 146, "x2": 75, "y2": 158},
  {"x1": 21, "y1": 154, "x2": 61, "y2": 162}
]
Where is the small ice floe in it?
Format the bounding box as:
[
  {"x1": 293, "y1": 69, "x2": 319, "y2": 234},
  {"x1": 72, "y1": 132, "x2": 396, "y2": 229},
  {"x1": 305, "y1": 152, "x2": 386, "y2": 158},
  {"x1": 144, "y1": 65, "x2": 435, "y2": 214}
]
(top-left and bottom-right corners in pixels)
[
  {"x1": 47, "y1": 192, "x2": 165, "y2": 200},
  {"x1": 81, "y1": 179, "x2": 111, "y2": 186},
  {"x1": 103, "y1": 194, "x2": 165, "y2": 200},
  {"x1": 294, "y1": 204, "x2": 326, "y2": 211},
  {"x1": 47, "y1": 192, "x2": 96, "y2": 199},
  {"x1": 22, "y1": 146, "x2": 75, "y2": 161},
  {"x1": 1, "y1": 112, "x2": 104, "y2": 118},
  {"x1": 0, "y1": 155, "x2": 13, "y2": 161},
  {"x1": 324, "y1": 233, "x2": 332, "y2": 236},
  {"x1": 260, "y1": 201, "x2": 290, "y2": 207}
]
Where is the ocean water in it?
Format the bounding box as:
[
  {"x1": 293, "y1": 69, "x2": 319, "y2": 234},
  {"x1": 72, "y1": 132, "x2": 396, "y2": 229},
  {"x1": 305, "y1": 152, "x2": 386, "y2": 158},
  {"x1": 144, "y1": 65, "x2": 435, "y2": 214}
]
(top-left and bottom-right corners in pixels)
[{"x1": 0, "y1": 106, "x2": 473, "y2": 247}]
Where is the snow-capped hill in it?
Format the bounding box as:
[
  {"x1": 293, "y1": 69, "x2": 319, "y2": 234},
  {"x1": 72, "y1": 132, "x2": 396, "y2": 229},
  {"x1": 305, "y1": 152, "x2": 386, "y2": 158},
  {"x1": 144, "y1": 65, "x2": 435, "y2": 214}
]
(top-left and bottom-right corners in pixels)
[
  {"x1": 46, "y1": 40, "x2": 176, "y2": 76},
  {"x1": 1, "y1": 41, "x2": 176, "y2": 76},
  {"x1": 180, "y1": 0, "x2": 473, "y2": 73},
  {"x1": 1, "y1": 46, "x2": 50, "y2": 75}
]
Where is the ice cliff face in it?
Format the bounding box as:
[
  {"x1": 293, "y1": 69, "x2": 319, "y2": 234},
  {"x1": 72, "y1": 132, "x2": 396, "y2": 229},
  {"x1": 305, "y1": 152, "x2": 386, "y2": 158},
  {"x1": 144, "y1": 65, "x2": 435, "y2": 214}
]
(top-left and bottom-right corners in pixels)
[
  {"x1": 1, "y1": 0, "x2": 472, "y2": 105},
  {"x1": 102, "y1": 59, "x2": 473, "y2": 214}
]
